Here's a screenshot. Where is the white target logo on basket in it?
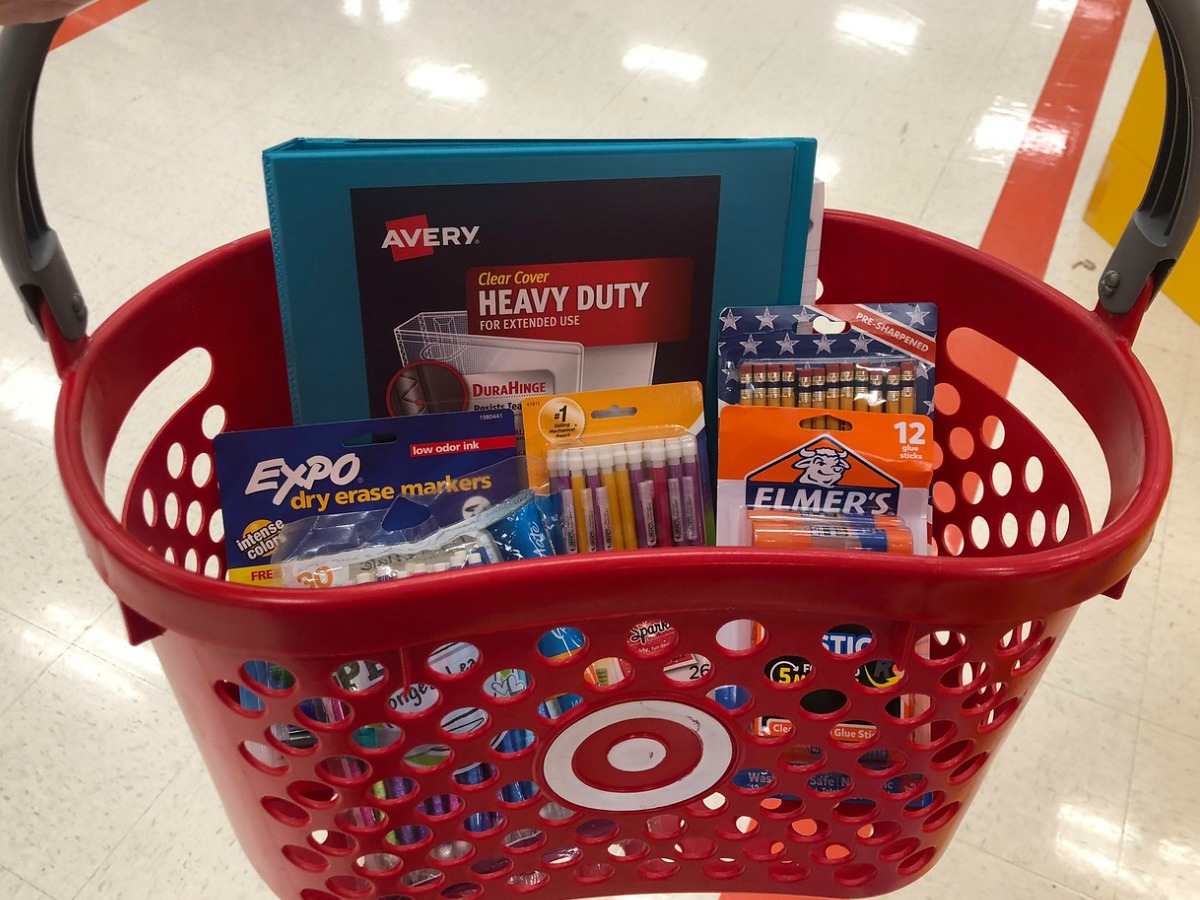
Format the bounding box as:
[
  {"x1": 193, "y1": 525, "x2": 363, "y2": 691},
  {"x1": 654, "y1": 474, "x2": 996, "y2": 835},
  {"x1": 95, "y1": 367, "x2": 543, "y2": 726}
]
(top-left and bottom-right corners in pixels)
[{"x1": 539, "y1": 699, "x2": 734, "y2": 812}]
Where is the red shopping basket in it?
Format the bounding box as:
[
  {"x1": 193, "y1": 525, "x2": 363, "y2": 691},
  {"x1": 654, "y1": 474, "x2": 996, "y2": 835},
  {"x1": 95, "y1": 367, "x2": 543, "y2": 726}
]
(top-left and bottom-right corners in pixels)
[{"x1": 2, "y1": 5, "x2": 1199, "y2": 899}]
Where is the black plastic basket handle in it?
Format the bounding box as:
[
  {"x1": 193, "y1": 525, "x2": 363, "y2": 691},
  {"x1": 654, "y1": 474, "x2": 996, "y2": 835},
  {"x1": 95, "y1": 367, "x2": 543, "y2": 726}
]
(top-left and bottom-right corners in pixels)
[{"x1": 1, "y1": 1, "x2": 1199, "y2": 342}]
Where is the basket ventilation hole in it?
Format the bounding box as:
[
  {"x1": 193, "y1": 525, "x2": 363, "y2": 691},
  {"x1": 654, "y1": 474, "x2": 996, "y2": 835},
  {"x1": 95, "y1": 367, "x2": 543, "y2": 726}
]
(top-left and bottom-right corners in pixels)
[
  {"x1": 914, "y1": 631, "x2": 967, "y2": 664},
  {"x1": 201, "y1": 404, "x2": 226, "y2": 439},
  {"x1": 441, "y1": 707, "x2": 489, "y2": 737},
  {"x1": 940, "y1": 661, "x2": 989, "y2": 694},
  {"x1": 702, "y1": 675, "x2": 765, "y2": 716},
  {"x1": 455, "y1": 764, "x2": 499, "y2": 790},
  {"x1": 673, "y1": 836, "x2": 718, "y2": 859},
  {"x1": 626, "y1": 618, "x2": 678, "y2": 658},
  {"x1": 731, "y1": 768, "x2": 777, "y2": 793},
  {"x1": 638, "y1": 857, "x2": 680, "y2": 879},
  {"x1": 788, "y1": 818, "x2": 829, "y2": 841},
  {"x1": 644, "y1": 814, "x2": 686, "y2": 839},
  {"x1": 216, "y1": 680, "x2": 265, "y2": 715},
  {"x1": 942, "y1": 524, "x2": 964, "y2": 556},
  {"x1": 357, "y1": 852, "x2": 402, "y2": 874},
  {"x1": 536, "y1": 627, "x2": 587, "y2": 664},
  {"x1": 352, "y1": 722, "x2": 403, "y2": 752},
  {"x1": 814, "y1": 842, "x2": 852, "y2": 864},
  {"x1": 961, "y1": 682, "x2": 1006, "y2": 715},
  {"x1": 1000, "y1": 512, "x2": 1019, "y2": 547},
  {"x1": 607, "y1": 838, "x2": 651, "y2": 860},
  {"x1": 289, "y1": 781, "x2": 339, "y2": 808},
  {"x1": 508, "y1": 869, "x2": 550, "y2": 890},
  {"x1": 970, "y1": 516, "x2": 990, "y2": 550},
  {"x1": 574, "y1": 819, "x2": 618, "y2": 843},
  {"x1": 401, "y1": 869, "x2": 444, "y2": 890},
  {"x1": 243, "y1": 660, "x2": 296, "y2": 694},
  {"x1": 898, "y1": 846, "x2": 937, "y2": 876},
  {"x1": 932, "y1": 481, "x2": 955, "y2": 514},
  {"x1": 1014, "y1": 637, "x2": 1055, "y2": 675},
  {"x1": 262, "y1": 795, "x2": 310, "y2": 827},
  {"x1": 318, "y1": 755, "x2": 371, "y2": 783},
  {"x1": 949, "y1": 427, "x2": 974, "y2": 461},
  {"x1": 992, "y1": 461, "x2": 1013, "y2": 496},
  {"x1": 823, "y1": 623, "x2": 873, "y2": 656},
  {"x1": 1029, "y1": 510, "x2": 1047, "y2": 546},
  {"x1": 665, "y1": 653, "x2": 714, "y2": 686},
  {"x1": 498, "y1": 781, "x2": 540, "y2": 806},
  {"x1": 981, "y1": 415, "x2": 1005, "y2": 449},
  {"x1": 800, "y1": 688, "x2": 848, "y2": 718},
  {"x1": 186, "y1": 500, "x2": 205, "y2": 536},
  {"x1": 933, "y1": 382, "x2": 960, "y2": 415},
  {"x1": 327, "y1": 874, "x2": 374, "y2": 896},
  {"x1": 1055, "y1": 504, "x2": 1071, "y2": 542},
  {"x1": 405, "y1": 743, "x2": 453, "y2": 771},
  {"x1": 538, "y1": 693, "x2": 585, "y2": 721},
  {"x1": 483, "y1": 668, "x2": 532, "y2": 701},
  {"x1": 702, "y1": 858, "x2": 745, "y2": 879},
  {"x1": 832, "y1": 798, "x2": 878, "y2": 822},
  {"x1": 389, "y1": 683, "x2": 440, "y2": 717},
  {"x1": 882, "y1": 773, "x2": 927, "y2": 800},
  {"x1": 538, "y1": 847, "x2": 578, "y2": 869},
  {"x1": 441, "y1": 884, "x2": 484, "y2": 900},
  {"x1": 309, "y1": 829, "x2": 357, "y2": 855},
  {"x1": 858, "y1": 747, "x2": 906, "y2": 775},
  {"x1": 1025, "y1": 456, "x2": 1044, "y2": 492},
  {"x1": 490, "y1": 729, "x2": 536, "y2": 758},
  {"x1": 759, "y1": 794, "x2": 805, "y2": 817},
  {"x1": 780, "y1": 745, "x2": 824, "y2": 772},
  {"x1": 284, "y1": 844, "x2": 329, "y2": 872},
  {"x1": 163, "y1": 492, "x2": 180, "y2": 529},
  {"x1": 369, "y1": 776, "x2": 418, "y2": 803},
  {"x1": 856, "y1": 820, "x2": 900, "y2": 845},
  {"x1": 539, "y1": 803, "x2": 576, "y2": 823},
  {"x1": 830, "y1": 720, "x2": 877, "y2": 746},
  {"x1": 330, "y1": 659, "x2": 387, "y2": 694},
  {"x1": 336, "y1": 806, "x2": 387, "y2": 832},
  {"x1": 141, "y1": 489, "x2": 156, "y2": 527},
  {"x1": 184, "y1": 548, "x2": 199, "y2": 572},
  {"x1": 930, "y1": 739, "x2": 975, "y2": 770},
  {"x1": 297, "y1": 697, "x2": 353, "y2": 728},
  {"x1": 751, "y1": 716, "x2": 794, "y2": 742},
  {"x1": 191, "y1": 451, "x2": 213, "y2": 488},
  {"x1": 463, "y1": 811, "x2": 505, "y2": 834},
  {"x1": 427, "y1": 642, "x2": 481, "y2": 679},
  {"x1": 473, "y1": 855, "x2": 515, "y2": 877},
  {"x1": 716, "y1": 619, "x2": 768, "y2": 654},
  {"x1": 835, "y1": 862, "x2": 878, "y2": 886},
  {"x1": 998, "y1": 620, "x2": 1043, "y2": 655},
  {"x1": 166, "y1": 442, "x2": 185, "y2": 478},
  {"x1": 572, "y1": 862, "x2": 613, "y2": 884},
  {"x1": 430, "y1": 840, "x2": 474, "y2": 863},
  {"x1": 962, "y1": 472, "x2": 984, "y2": 505},
  {"x1": 950, "y1": 752, "x2": 989, "y2": 784},
  {"x1": 884, "y1": 693, "x2": 933, "y2": 724},
  {"x1": 387, "y1": 824, "x2": 433, "y2": 848},
  {"x1": 583, "y1": 657, "x2": 633, "y2": 690},
  {"x1": 241, "y1": 740, "x2": 288, "y2": 774},
  {"x1": 416, "y1": 793, "x2": 465, "y2": 819},
  {"x1": 808, "y1": 772, "x2": 853, "y2": 797}
]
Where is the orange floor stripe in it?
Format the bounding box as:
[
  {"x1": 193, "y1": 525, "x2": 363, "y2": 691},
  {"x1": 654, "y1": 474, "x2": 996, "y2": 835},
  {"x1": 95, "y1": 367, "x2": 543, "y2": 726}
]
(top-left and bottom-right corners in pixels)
[
  {"x1": 965, "y1": 0, "x2": 1133, "y2": 396},
  {"x1": 50, "y1": 0, "x2": 153, "y2": 50}
]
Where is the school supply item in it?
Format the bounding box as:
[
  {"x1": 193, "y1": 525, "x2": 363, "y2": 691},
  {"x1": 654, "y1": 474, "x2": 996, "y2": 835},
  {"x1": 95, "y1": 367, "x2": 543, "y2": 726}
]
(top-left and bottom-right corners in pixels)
[
  {"x1": 716, "y1": 406, "x2": 934, "y2": 550},
  {"x1": 523, "y1": 382, "x2": 709, "y2": 551},
  {"x1": 262, "y1": 138, "x2": 818, "y2": 432},
  {"x1": 212, "y1": 409, "x2": 518, "y2": 585},
  {"x1": 716, "y1": 302, "x2": 937, "y2": 421}
]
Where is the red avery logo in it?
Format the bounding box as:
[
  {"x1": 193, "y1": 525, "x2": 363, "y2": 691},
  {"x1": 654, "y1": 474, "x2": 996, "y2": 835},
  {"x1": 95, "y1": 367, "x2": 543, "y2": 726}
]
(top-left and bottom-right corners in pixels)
[{"x1": 381, "y1": 214, "x2": 480, "y2": 262}]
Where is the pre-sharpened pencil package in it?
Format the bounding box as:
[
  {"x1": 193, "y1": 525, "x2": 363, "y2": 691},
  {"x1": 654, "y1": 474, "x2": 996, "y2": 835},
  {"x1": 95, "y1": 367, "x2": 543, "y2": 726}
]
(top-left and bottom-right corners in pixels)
[
  {"x1": 522, "y1": 382, "x2": 710, "y2": 553},
  {"x1": 715, "y1": 302, "x2": 937, "y2": 422}
]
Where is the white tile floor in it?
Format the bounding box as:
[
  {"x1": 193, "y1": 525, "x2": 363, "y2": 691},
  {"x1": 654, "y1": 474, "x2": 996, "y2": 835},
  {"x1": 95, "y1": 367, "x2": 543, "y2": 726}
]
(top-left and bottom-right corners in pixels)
[{"x1": 0, "y1": 1, "x2": 1197, "y2": 898}]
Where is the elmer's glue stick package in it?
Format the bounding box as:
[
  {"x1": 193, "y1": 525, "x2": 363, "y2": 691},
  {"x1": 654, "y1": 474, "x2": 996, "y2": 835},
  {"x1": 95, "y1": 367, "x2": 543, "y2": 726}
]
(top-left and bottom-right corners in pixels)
[
  {"x1": 716, "y1": 406, "x2": 934, "y2": 552},
  {"x1": 213, "y1": 409, "x2": 518, "y2": 586},
  {"x1": 522, "y1": 382, "x2": 709, "y2": 553}
]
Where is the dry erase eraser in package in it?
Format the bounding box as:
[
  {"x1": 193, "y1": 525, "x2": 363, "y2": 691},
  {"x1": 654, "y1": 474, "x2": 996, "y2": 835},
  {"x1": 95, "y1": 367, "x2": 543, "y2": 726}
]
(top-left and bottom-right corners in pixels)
[
  {"x1": 716, "y1": 406, "x2": 934, "y2": 552},
  {"x1": 522, "y1": 382, "x2": 710, "y2": 553}
]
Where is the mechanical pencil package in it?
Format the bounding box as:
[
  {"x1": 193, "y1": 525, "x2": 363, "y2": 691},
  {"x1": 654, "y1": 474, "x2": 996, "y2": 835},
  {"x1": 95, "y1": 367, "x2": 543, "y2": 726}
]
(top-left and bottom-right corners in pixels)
[
  {"x1": 270, "y1": 456, "x2": 555, "y2": 589},
  {"x1": 716, "y1": 406, "x2": 934, "y2": 552},
  {"x1": 715, "y1": 302, "x2": 937, "y2": 422},
  {"x1": 522, "y1": 382, "x2": 710, "y2": 552},
  {"x1": 213, "y1": 409, "x2": 518, "y2": 586}
]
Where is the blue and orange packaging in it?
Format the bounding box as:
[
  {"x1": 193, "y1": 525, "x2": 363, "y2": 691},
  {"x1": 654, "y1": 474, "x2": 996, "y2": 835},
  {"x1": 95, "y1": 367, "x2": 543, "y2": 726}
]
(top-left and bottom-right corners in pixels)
[
  {"x1": 213, "y1": 409, "x2": 518, "y2": 586},
  {"x1": 716, "y1": 407, "x2": 934, "y2": 552},
  {"x1": 715, "y1": 302, "x2": 937, "y2": 417}
]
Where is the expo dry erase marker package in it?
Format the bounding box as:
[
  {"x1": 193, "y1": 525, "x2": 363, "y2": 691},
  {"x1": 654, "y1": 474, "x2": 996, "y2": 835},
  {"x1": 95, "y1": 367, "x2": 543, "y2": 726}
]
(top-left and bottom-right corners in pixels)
[
  {"x1": 522, "y1": 382, "x2": 709, "y2": 553},
  {"x1": 270, "y1": 456, "x2": 555, "y2": 589},
  {"x1": 716, "y1": 406, "x2": 934, "y2": 551},
  {"x1": 715, "y1": 302, "x2": 937, "y2": 419},
  {"x1": 262, "y1": 138, "x2": 818, "y2": 432},
  {"x1": 212, "y1": 409, "x2": 517, "y2": 586}
]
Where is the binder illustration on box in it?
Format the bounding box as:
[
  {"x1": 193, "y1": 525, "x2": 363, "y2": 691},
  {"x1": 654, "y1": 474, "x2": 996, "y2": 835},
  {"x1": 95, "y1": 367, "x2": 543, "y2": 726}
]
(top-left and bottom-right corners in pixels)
[{"x1": 390, "y1": 311, "x2": 585, "y2": 420}]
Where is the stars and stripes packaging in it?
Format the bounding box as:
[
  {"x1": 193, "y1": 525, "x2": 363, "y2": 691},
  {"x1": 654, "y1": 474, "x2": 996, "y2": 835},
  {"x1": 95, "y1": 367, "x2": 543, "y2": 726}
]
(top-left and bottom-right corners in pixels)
[{"x1": 714, "y1": 303, "x2": 937, "y2": 418}]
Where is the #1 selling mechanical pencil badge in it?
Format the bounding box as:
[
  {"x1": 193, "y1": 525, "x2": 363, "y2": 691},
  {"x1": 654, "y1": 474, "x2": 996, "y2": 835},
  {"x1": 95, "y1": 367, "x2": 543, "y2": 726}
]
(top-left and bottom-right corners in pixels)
[{"x1": 522, "y1": 382, "x2": 711, "y2": 553}]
